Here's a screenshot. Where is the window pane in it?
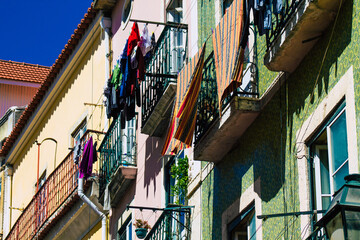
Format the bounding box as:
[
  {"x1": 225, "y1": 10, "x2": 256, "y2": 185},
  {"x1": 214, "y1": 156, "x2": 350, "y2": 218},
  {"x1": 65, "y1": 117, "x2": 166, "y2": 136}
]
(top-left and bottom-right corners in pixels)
[
  {"x1": 249, "y1": 212, "x2": 256, "y2": 240},
  {"x1": 345, "y1": 210, "x2": 360, "y2": 240},
  {"x1": 322, "y1": 196, "x2": 331, "y2": 210},
  {"x1": 319, "y1": 148, "x2": 330, "y2": 194},
  {"x1": 330, "y1": 111, "x2": 348, "y2": 171},
  {"x1": 333, "y1": 161, "x2": 349, "y2": 191}
]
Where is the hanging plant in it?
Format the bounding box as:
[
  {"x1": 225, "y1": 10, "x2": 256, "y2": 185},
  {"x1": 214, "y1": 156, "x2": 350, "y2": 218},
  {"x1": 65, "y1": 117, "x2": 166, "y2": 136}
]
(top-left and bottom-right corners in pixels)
[
  {"x1": 170, "y1": 155, "x2": 189, "y2": 204},
  {"x1": 133, "y1": 219, "x2": 151, "y2": 239}
]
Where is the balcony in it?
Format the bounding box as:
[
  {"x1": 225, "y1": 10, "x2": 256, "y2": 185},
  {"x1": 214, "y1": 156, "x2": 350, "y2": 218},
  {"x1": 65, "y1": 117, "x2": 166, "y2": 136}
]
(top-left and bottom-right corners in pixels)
[
  {"x1": 5, "y1": 130, "x2": 103, "y2": 240},
  {"x1": 141, "y1": 25, "x2": 188, "y2": 137},
  {"x1": 264, "y1": 0, "x2": 344, "y2": 72},
  {"x1": 93, "y1": 0, "x2": 117, "y2": 11},
  {"x1": 98, "y1": 115, "x2": 137, "y2": 207},
  {"x1": 194, "y1": 53, "x2": 260, "y2": 162},
  {"x1": 145, "y1": 207, "x2": 191, "y2": 240}
]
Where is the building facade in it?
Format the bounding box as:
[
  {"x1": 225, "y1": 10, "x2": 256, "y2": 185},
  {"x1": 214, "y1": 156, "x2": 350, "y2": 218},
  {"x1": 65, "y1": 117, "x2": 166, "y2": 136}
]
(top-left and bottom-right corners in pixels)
[{"x1": 0, "y1": 0, "x2": 359, "y2": 239}]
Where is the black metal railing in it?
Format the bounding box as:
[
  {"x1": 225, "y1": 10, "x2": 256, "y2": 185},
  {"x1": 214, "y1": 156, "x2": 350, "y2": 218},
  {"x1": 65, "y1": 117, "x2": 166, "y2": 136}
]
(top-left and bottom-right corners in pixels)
[
  {"x1": 306, "y1": 227, "x2": 327, "y2": 240},
  {"x1": 98, "y1": 115, "x2": 136, "y2": 194},
  {"x1": 141, "y1": 25, "x2": 188, "y2": 127},
  {"x1": 266, "y1": 0, "x2": 305, "y2": 50},
  {"x1": 145, "y1": 208, "x2": 191, "y2": 240},
  {"x1": 194, "y1": 52, "x2": 218, "y2": 145},
  {"x1": 194, "y1": 50, "x2": 259, "y2": 145}
]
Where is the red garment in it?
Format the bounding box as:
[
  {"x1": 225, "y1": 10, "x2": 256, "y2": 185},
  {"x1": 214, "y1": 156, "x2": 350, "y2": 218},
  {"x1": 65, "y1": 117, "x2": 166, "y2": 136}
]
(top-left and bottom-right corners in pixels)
[
  {"x1": 136, "y1": 45, "x2": 145, "y2": 82},
  {"x1": 127, "y1": 22, "x2": 140, "y2": 56}
]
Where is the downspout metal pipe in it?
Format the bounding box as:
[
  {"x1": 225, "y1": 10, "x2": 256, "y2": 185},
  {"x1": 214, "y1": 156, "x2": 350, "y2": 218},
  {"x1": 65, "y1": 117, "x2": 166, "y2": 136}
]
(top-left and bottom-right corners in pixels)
[
  {"x1": 78, "y1": 178, "x2": 107, "y2": 240},
  {"x1": 100, "y1": 16, "x2": 112, "y2": 131}
]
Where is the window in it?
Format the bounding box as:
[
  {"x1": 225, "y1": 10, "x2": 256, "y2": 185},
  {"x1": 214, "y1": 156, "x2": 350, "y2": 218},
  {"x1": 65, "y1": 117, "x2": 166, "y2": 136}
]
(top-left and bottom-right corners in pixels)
[
  {"x1": 222, "y1": 0, "x2": 234, "y2": 15},
  {"x1": 166, "y1": 0, "x2": 186, "y2": 73},
  {"x1": 117, "y1": 216, "x2": 132, "y2": 240},
  {"x1": 166, "y1": 0, "x2": 183, "y2": 23},
  {"x1": 121, "y1": 0, "x2": 133, "y2": 29},
  {"x1": 228, "y1": 205, "x2": 256, "y2": 240},
  {"x1": 310, "y1": 101, "x2": 349, "y2": 213},
  {"x1": 71, "y1": 120, "x2": 87, "y2": 148},
  {"x1": 165, "y1": 156, "x2": 176, "y2": 206},
  {"x1": 121, "y1": 117, "x2": 136, "y2": 165}
]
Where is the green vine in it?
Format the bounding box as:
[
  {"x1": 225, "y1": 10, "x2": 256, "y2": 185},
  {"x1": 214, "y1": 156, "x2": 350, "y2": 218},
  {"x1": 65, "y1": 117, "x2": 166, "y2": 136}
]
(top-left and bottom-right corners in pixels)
[{"x1": 170, "y1": 155, "x2": 189, "y2": 204}]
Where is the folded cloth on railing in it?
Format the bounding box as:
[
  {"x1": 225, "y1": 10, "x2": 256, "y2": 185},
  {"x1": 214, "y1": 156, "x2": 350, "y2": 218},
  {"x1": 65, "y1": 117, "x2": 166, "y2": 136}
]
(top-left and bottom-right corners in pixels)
[
  {"x1": 79, "y1": 136, "x2": 94, "y2": 179},
  {"x1": 212, "y1": 0, "x2": 245, "y2": 111},
  {"x1": 161, "y1": 43, "x2": 206, "y2": 155}
]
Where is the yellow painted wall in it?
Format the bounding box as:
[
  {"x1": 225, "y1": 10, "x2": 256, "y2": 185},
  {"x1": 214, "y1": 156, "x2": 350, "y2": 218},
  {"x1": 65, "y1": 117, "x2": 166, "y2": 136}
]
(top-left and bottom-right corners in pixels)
[
  {"x1": 9, "y1": 18, "x2": 106, "y2": 237},
  {"x1": 81, "y1": 221, "x2": 102, "y2": 240}
]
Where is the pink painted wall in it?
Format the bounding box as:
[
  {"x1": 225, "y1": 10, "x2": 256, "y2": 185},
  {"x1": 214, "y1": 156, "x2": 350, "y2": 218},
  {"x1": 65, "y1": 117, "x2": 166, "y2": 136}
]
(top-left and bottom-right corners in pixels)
[
  {"x1": 0, "y1": 81, "x2": 40, "y2": 118},
  {"x1": 108, "y1": 0, "x2": 168, "y2": 237}
]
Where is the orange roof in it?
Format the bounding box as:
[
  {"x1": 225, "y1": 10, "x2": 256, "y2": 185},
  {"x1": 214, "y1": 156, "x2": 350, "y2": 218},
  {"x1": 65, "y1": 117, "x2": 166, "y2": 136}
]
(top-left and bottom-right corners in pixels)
[
  {"x1": 0, "y1": 60, "x2": 50, "y2": 83},
  {"x1": 0, "y1": 4, "x2": 98, "y2": 157}
]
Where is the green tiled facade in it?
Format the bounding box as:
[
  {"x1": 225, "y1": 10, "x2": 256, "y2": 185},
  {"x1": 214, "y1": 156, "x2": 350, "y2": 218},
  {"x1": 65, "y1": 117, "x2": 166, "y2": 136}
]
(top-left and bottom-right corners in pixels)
[{"x1": 200, "y1": 0, "x2": 360, "y2": 239}]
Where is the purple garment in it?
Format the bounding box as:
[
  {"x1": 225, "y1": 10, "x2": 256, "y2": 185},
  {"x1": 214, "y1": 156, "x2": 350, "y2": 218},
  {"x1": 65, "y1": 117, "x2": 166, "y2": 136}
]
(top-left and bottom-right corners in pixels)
[{"x1": 79, "y1": 136, "x2": 94, "y2": 179}]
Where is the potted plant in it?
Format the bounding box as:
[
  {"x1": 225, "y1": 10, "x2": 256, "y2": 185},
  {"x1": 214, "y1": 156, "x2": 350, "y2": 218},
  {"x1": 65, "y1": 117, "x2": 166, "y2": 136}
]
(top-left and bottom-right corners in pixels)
[{"x1": 133, "y1": 219, "x2": 151, "y2": 239}]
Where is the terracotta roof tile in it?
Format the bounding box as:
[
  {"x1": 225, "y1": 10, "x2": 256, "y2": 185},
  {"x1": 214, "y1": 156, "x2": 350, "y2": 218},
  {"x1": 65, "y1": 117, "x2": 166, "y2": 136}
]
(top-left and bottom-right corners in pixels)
[
  {"x1": 0, "y1": 4, "x2": 98, "y2": 158},
  {"x1": 0, "y1": 60, "x2": 50, "y2": 83}
]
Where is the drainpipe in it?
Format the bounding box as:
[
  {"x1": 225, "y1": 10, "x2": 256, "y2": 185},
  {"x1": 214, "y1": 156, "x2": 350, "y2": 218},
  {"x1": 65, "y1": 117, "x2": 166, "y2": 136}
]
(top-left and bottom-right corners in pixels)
[
  {"x1": 78, "y1": 178, "x2": 107, "y2": 240},
  {"x1": 100, "y1": 16, "x2": 112, "y2": 131},
  {"x1": 3, "y1": 165, "x2": 13, "y2": 237}
]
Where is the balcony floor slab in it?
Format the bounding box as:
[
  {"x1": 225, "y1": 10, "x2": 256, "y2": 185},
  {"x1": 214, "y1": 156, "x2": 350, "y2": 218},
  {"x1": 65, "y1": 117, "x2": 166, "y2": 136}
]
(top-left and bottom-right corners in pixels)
[
  {"x1": 194, "y1": 97, "x2": 260, "y2": 163},
  {"x1": 265, "y1": 0, "x2": 343, "y2": 72},
  {"x1": 141, "y1": 83, "x2": 176, "y2": 137}
]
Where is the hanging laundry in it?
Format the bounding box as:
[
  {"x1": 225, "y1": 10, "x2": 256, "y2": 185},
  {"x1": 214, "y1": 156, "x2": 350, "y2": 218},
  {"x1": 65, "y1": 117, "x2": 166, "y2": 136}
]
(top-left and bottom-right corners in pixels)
[
  {"x1": 273, "y1": 0, "x2": 283, "y2": 15},
  {"x1": 212, "y1": 0, "x2": 245, "y2": 111},
  {"x1": 139, "y1": 24, "x2": 152, "y2": 56},
  {"x1": 119, "y1": 40, "x2": 129, "y2": 110},
  {"x1": 92, "y1": 141, "x2": 98, "y2": 163},
  {"x1": 130, "y1": 46, "x2": 139, "y2": 69},
  {"x1": 79, "y1": 136, "x2": 95, "y2": 180},
  {"x1": 73, "y1": 140, "x2": 82, "y2": 164},
  {"x1": 111, "y1": 63, "x2": 121, "y2": 89},
  {"x1": 263, "y1": 2, "x2": 272, "y2": 30},
  {"x1": 104, "y1": 78, "x2": 113, "y2": 118},
  {"x1": 127, "y1": 22, "x2": 140, "y2": 56}
]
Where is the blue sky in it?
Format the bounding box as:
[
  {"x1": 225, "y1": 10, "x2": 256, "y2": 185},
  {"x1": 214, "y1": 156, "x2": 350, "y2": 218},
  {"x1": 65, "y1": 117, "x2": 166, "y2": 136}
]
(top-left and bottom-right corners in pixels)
[{"x1": 0, "y1": 0, "x2": 93, "y2": 67}]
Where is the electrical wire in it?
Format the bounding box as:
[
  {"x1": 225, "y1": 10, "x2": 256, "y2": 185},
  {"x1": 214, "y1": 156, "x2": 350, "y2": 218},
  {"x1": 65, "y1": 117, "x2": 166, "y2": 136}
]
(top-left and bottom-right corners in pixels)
[{"x1": 295, "y1": 0, "x2": 343, "y2": 146}]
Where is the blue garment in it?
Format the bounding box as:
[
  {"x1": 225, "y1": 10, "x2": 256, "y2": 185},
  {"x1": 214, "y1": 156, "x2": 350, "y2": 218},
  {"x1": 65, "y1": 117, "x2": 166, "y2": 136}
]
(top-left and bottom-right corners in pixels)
[
  {"x1": 263, "y1": 3, "x2": 272, "y2": 30},
  {"x1": 254, "y1": 0, "x2": 265, "y2": 11},
  {"x1": 273, "y1": 0, "x2": 283, "y2": 14}
]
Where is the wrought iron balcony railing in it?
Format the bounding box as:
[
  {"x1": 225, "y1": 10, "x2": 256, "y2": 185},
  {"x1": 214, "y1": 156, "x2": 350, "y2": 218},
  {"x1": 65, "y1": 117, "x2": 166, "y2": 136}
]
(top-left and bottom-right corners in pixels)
[
  {"x1": 194, "y1": 51, "x2": 259, "y2": 145},
  {"x1": 306, "y1": 227, "x2": 327, "y2": 240},
  {"x1": 6, "y1": 130, "x2": 102, "y2": 240},
  {"x1": 98, "y1": 115, "x2": 136, "y2": 195},
  {"x1": 141, "y1": 25, "x2": 188, "y2": 129},
  {"x1": 145, "y1": 207, "x2": 191, "y2": 240},
  {"x1": 194, "y1": 52, "x2": 219, "y2": 145},
  {"x1": 265, "y1": 0, "x2": 304, "y2": 50}
]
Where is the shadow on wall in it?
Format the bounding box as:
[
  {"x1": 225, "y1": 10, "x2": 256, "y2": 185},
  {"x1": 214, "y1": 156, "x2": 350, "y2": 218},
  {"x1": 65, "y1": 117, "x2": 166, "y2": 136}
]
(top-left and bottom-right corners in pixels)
[
  {"x1": 143, "y1": 136, "x2": 162, "y2": 198},
  {"x1": 287, "y1": 0, "x2": 353, "y2": 151},
  {"x1": 10, "y1": 37, "x2": 101, "y2": 184},
  {"x1": 109, "y1": 181, "x2": 136, "y2": 237}
]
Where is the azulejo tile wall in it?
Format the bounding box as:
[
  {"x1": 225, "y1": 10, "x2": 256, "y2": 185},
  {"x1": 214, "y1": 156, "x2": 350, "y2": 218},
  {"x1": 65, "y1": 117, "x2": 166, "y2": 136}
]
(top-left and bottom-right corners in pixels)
[{"x1": 201, "y1": 0, "x2": 360, "y2": 239}]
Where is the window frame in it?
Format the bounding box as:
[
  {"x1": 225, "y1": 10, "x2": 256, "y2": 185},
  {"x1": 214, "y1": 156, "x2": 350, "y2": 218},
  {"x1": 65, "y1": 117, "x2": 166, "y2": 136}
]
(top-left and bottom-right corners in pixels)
[
  {"x1": 121, "y1": 0, "x2": 134, "y2": 30},
  {"x1": 227, "y1": 204, "x2": 256, "y2": 240},
  {"x1": 117, "y1": 215, "x2": 132, "y2": 240},
  {"x1": 309, "y1": 101, "x2": 349, "y2": 218}
]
